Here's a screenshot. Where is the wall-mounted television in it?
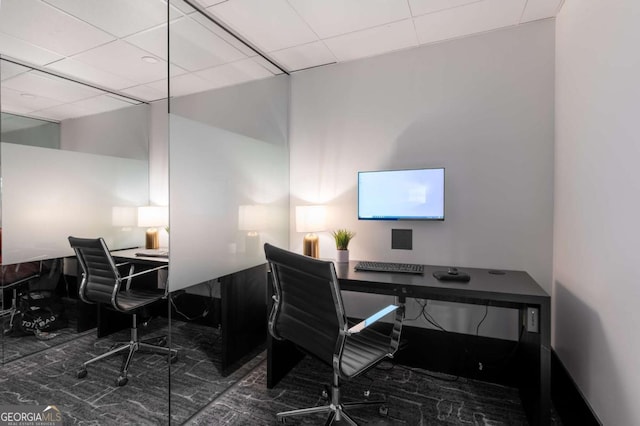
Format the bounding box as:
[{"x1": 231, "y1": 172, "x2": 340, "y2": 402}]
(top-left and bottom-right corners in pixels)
[{"x1": 358, "y1": 167, "x2": 445, "y2": 220}]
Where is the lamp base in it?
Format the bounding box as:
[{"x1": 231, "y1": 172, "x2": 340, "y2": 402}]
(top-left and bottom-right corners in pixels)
[
  {"x1": 145, "y1": 228, "x2": 159, "y2": 249},
  {"x1": 303, "y1": 233, "x2": 320, "y2": 258}
]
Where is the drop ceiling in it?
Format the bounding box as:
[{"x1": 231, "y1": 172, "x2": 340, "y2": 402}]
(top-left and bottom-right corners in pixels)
[{"x1": 0, "y1": 0, "x2": 564, "y2": 123}]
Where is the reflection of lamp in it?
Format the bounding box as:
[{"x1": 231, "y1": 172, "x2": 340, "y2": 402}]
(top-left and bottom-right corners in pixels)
[
  {"x1": 138, "y1": 206, "x2": 168, "y2": 249},
  {"x1": 296, "y1": 205, "x2": 326, "y2": 258},
  {"x1": 238, "y1": 205, "x2": 266, "y2": 254},
  {"x1": 112, "y1": 206, "x2": 137, "y2": 229}
]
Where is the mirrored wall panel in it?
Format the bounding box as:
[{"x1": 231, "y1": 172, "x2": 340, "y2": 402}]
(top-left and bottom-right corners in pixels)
[{"x1": 0, "y1": 0, "x2": 170, "y2": 421}]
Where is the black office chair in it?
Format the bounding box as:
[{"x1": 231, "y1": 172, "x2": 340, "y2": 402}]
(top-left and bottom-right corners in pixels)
[
  {"x1": 68, "y1": 236, "x2": 176, "y2": 386},
  {"x1": 264, "y1": 243, "x2": 405, "y2": 425}
]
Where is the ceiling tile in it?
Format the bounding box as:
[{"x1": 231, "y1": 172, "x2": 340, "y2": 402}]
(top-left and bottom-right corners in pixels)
[
  {"x1": 413, "y1": 0, "x2": 527, "y2": 45},
  {"x1": 1, "y1": 86, "x2": 64, "y2": 115},
  {"x1": 70, "y1": 40, "x2": 174, "y2": 85},
  {"x1": 2, "y1": 70, "x2": 102, "y2": 103},
  {"x1": 0, "y1": 33, "x2": 64, "y2": 66},
  {"x1": 195, "y1": 58, "x2": 273, "y2": 90},
  {"x1": 271, "y1": 41, "x2": 336, "y2": 71},
  {"x1": 289, "y1": 0, "x2": 411, "y2": 39},
  {"x1": 409, "y1": 0, "x2": 482, "y2": 17},
  {"x1": 38, "y1": 94, "x2": 138, "y2": 120},
  {"x1": 120, "y1": 84, "x2": 168, "y2": 102},
  {"x1": 126, "y1": 16, "x2": 246, "y2": 72},
  {"x1": 189, "y1": 12, "x2": 257, "y2": 58},
  {"x1": 0, "y1": 0, "x2": 114, "y2": 57},
  {"x1": 45, "y1": 58, "x2": 138, "y2": 90},
  {"x1": 207, "y1": 0, "x2": 318, "y2": 52},
  {"x1": 42, "y1": 0, "x2": 180, "y2": 38},
  {"x1": 520, "y1": 0, "x2": 563, "y2": 23},
  {"x1": 1, "y1": 60, "x2": 32, "y2": 81},
  {"x1": 324, "y1": 19, "x2": 418, "y2": 63}
]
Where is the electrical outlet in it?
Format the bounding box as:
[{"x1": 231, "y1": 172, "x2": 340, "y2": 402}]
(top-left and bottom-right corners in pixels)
[{"x1": 526, "y1": 307, "x2": 539, "y2": 333}]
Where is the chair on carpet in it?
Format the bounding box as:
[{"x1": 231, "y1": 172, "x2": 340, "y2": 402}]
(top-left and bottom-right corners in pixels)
[
  {"x1": 68, "y1": 236, "x2": 176, "y2": 386},
  {"x1": 264, "y1": 243, "x2": 405, "y2": 425}
]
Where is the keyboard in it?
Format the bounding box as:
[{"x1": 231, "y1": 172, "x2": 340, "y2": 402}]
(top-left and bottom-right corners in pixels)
[{"x1": 354, "y1": 261, "x2": 424, "y2": 275}]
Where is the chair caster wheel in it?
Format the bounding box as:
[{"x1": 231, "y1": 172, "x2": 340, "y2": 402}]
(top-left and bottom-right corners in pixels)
[
  {"x1": 379, "y1": 406, "x2": 389, "y2": 416},
  {"x1": 170, "y1": 353, "x2": 178, "y2": 364},
  {"x1": 116, "y1": 376, "x2": 128, "y2": 387},
  {"x1": 77, "y1": 368, "x2": 87, "y2": 379},
  {"x1": 277, "y1": 417, "x2": 286, "y2": 424}
]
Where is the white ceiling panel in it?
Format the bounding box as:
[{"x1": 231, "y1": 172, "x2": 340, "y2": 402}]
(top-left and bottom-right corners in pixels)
[
  {"x1": 42, "y1": 0, "x2": 181, "y2": 38},
  {"x1": 2, "y1": 71, "x2": 102, "y2": 103},
  {"x1": 0, "y1": 33, "x2": 64, "y2": 66},
  {"x1": 413, "y1": 0, "x2": 527, "y2": 45},
  {"x1": 192, "y1": 0, "x2": 228, "y2": 7},
  {"x1": 288, "y1": 0, "x2": 411, "y2": 39},
  {"x1": 39, "y1": 94, "x2": 138, "y2": 119},
  {"x1": 120, "y1": 84, "x2": 168, "y2": 103},
  {"x1": 195, "y1": 58, "x2": 273, "y2": 90},
  {"x1": 409, "y1": 0, "x2": 482, "y2": 17},
  {"x1": 127, "y1": 17, "x2": 246, "y2": 72},
  {"x1": 0, "y1": 0, "x2": 115, "y2": 57},
  {"x1": 324, "y1": 19, "x2": 418, "y2": 63},
  {"x1": 45, "y1": 58, "x2": 138, "y2": 91},
  {"x1": 1, "y1": 60, "x2": 32, "y2": 81},
  {"x1": 70, "y1": 40, "x2": 177, "y2": 85},
  {"x1": 190, "y1": 12, "x2": 257, "y2": 58},
  {"x1": 271, "y1": 41, "x2": 336, "y2": 71},
  {"x1": 207, "y1": 0, "x2": 318, "y2": 52},
  {"x1": 520, "y1": 0, "x2": 563, "y2": 23},
  {"x1": 1, "y1": 86, "x2": 65, "y2": 114}
]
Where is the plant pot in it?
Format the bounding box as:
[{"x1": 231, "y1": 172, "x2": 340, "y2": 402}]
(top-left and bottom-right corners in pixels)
[{"x1": 336, "y1": 249, "x2": 349, "y2": 263}]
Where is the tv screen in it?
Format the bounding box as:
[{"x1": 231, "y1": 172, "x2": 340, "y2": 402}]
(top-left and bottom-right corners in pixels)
[{"x1": 358, "y1": 168, "x2": 445, "y2": 220}]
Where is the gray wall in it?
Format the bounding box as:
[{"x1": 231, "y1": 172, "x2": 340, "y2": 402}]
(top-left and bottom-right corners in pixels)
[
  {"x1": 555, "y1": 1, "x2": 640, "y2": 424},
  {"x1": 289, "y1": 20, "x2": 555, "y2": 337}
]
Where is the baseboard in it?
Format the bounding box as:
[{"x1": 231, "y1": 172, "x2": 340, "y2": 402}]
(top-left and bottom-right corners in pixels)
[{"x1": 551, "y1": 349, "x2": 602, "y2": 425}]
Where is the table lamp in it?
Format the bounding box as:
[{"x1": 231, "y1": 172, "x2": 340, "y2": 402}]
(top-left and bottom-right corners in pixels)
[
  {"x1": 138, "y1": 206, "x2": 168, "y2": 249},
  {"x1": 296, "y1": 205, "x2": 326, "y2": 258}
]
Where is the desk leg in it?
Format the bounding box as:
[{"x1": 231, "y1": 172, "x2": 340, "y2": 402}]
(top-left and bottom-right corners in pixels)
[
  {"x1": 220, "y1": 264, "x2": 268, "y2": 376},
  {"x1": 518, "y1": 302, "x2": 551, "y2": 426},
  {"x1": 267, "y1": 334, "x2": 304, "y2": 389}
]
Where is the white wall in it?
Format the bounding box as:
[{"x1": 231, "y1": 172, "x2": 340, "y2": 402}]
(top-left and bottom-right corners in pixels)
[
  {"x1": 290, "y1": 20, "x2": 555, "y2": 337},
  {"x1": 555, "y1": 1, "x2": 640, "y2": 424}
]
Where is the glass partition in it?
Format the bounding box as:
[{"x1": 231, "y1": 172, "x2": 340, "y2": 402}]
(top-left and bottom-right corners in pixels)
[
  {"x1": 167, "y1": 1, "x2": 290, "y2": 423},
  {"x1": 0, "y1": 0, "x2": 170, "y2": 420}
]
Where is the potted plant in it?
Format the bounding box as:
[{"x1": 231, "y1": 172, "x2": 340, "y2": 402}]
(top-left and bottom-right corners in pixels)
[{"x1": 332, "y1": 229, "x2": 355, "y2": 263}]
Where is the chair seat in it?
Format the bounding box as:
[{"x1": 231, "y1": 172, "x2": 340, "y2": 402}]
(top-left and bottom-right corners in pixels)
[
  {"x1": 340, "y1": 327, "x2": 391, "y2": 378},
  {"x1": 115, "y1": 288, "x2": 165, "y2": 311}
]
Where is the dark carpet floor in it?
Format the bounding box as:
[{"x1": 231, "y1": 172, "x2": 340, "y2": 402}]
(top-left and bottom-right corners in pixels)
[
  {"x1": 188, "y1": 355, "x2": 562, "y2": 425},
  {"x1": 1, "y1": 321, "x2": 560, "y2": 425}
]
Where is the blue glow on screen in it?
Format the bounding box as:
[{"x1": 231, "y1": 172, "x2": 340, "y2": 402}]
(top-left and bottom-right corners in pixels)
[{"x1": 358, "y1": 168, "x2": 445, "y2": 220}]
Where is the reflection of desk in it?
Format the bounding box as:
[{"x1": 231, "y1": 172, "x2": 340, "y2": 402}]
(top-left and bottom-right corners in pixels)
[
  {"x1": 268, "y1": 261, "x2": 551, "y2": 426},
  {"x1": 111, "y1": 248, "x2": 266, "y2": 376}
]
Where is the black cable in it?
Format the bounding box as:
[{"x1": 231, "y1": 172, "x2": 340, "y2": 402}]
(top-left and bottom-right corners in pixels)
[
  {"x1": 476, "y1": 304, "x2": 489, "y2": 336},
  {"x1": 170, "y1": 281, "x2": 215, "y2": 321}
]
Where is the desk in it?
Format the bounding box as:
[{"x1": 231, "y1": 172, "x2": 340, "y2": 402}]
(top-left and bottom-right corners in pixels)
[
  {"x1": 111, "y1": 248, "x2": 266, "y2": 376},
  {"x1": 267, "y1": 261, "x2": 550, "y2": 426}
]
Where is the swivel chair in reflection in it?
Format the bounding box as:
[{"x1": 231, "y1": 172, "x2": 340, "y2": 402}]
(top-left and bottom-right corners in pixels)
[{"x1": 68, "y1": 236, "x2": 176, "y2": 386}]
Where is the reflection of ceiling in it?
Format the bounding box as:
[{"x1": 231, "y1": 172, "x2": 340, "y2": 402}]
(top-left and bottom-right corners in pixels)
[
  {"x1": 1, "y1": 112, "x2": 56, "y2": 133},
  {"x1": 0, "y1": 0, "x2": 564, "y2": 122}
]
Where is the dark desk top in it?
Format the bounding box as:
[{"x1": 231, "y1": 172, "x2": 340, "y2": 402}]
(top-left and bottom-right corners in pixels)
[{"x1": 335, "y1": 261, "x2": 550, "y2": 309}]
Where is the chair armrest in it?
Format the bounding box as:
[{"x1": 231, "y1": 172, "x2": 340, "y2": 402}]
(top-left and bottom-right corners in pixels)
[{"x1": 347, "y1": 304, "x2": 399, "y2": 335}]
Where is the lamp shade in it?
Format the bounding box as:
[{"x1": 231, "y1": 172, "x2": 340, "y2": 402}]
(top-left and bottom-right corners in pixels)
[
  {"x1": 137, "y1": 206, "x2": 168, "y2": 227},
  {"x1": 296, "y1": 205, "x2": 326, "y2": 233},
  {"x1": 238, "y1": 205, "x2": 266, "y2": 231}
]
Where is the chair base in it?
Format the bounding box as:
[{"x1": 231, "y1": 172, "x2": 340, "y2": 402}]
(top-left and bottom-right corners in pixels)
[
  {"x1": 77, "y1": 313, "x2": 177, "y2": 386},
  {"x1": 277, "y1": 373, "x2": 386, "y2": 426}
]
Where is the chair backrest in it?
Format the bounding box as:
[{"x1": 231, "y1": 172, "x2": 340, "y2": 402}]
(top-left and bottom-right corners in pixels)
[
  {"x1": 264, "y1": 243, "x2": 348, "y2": 367},
  {"x1": 68, "y1": 237, "x2": 121, "y2": 307}
]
